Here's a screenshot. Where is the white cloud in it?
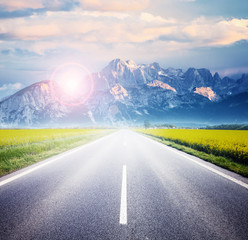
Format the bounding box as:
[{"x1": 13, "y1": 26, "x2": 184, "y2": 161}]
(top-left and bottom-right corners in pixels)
[
  {"x1": 0, "y1": 82, "x2": 23, "y2": 100},
  {"x1": 218, "y1": 67, "x2": 248, "y2": 77},
  {"x1": 140, "y1": 12, "x2": 175, "y2": 23},
  {"x1": 0, "y1": 10, "x2": 247, "y2": 60},
  {"x1": 183, "y1": 17, "x2": 248, "y2": 46},
  {"x1": 81, "y1": 11, "x2": 130, "y2": 20},
  {"x1": 0, "y1": 82, "x2": 22, "y2": 91}
]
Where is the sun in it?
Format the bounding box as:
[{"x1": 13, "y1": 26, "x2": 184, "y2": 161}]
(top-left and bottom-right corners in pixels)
[
  {"x1": 58, "y1": 72, "x2": 82, "y2": 96},
  {"x1": 50, "y1": 63, "x2": 94, "y2": 106},
  {"x1": 63, "y1": 79, "x2": 79, "y2": 95}
]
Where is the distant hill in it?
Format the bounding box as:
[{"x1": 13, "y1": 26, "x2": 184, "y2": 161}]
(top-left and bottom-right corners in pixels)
[{"x1": 204, "y1": 124, "x2": 248, "y2": 130}]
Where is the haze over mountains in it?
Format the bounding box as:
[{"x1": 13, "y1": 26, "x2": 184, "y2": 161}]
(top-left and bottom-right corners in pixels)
[{"x1": 0, "y1": 59, "x2": 248, "y2": 128}]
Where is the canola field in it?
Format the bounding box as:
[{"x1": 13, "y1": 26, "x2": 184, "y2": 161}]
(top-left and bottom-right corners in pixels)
[
  {"x1": 138, "y1": 129, "x2": 248, "y2": 165},
  {"x1": 0, "y1": 129, "x2": 103, "y2": 149},
  {"x1": 0, "y1": 129, "x2": 109, "y2": 176}
]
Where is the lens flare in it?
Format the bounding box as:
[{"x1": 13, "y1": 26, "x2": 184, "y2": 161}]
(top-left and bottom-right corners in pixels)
[{"x1": 50, "y1": 63, "x2": 94, "y2": 106}]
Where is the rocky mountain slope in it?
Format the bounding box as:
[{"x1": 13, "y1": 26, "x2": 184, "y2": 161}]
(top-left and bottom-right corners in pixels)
[{"x1": 0, "y1": 59, "x2": 248, "y2": 127}]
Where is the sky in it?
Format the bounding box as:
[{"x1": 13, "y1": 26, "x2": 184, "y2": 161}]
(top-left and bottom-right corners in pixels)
[{"x1": 0, "y1": 0, "x2": 248, "y2": 98}]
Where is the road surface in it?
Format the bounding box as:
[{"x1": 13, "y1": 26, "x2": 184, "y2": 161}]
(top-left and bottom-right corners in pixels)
[{"x1": 0, "y1": 130, "x2": 248, "y2": 240}]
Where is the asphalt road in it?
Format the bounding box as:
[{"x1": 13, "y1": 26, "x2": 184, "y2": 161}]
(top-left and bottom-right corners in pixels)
[{"x1": 0, "y1": 130, "x2": 248, "y2": 240}]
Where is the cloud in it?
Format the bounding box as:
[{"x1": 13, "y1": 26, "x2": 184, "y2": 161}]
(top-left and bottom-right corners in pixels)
[
  {"x1": 218, "y1": 67, "x2": 248, "y2": 77},
  {"x1": 140, "y1": 12, "x2": 175, "y2": 23},
  {"x1": 80, "y1": 11, "x2": 130, "y2": 20},
  {"x1": 0, "y1": 82, "x2": 23, "y2": 99},
  {"x1": 179, "y1": 0, "x2": 196, "y2": 2},
  {"x1": 0, "y1": 0, "x2": 43, "y2": 11},
  {"x1": 0, "y1": 82, "x2": 22, "y2": 91},
  {"x1": 43, "y1": 0, "x2": 70, "y2": 10},
  {"x1": 183, "y1": 17, "x2": 248, "y2": 46},
  {"x1": 1, "y1": 48, "x2": 40, "y2": 56},
  {"x1": 0, "y1": 9, "x2": 247, "y2": 61},
  {"x1": 0, "y1": 11, "x2": 176, "y2": 44},
  {"x1": 0, "y1": 0, "x2": 77, "y2": 18},
  {"x1": 78, "y1": 0, "x2": 150, "y2": 11},
  {"x1": 0, "y1": 8, "x2": 43, "y2": 19},
  {"x1": 0, "y1": 0, "x2": 150, "y2": 13}
]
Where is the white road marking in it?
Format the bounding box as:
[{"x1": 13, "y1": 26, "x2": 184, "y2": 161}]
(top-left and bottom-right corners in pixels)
[
  {"x1": 120, "y1": 165, "x2": 127, "y2": 225},
  {"x1": 146, "y1": 136, "x2": 248, "y2": 190},
  {"x1": 0, "y1": 147, "x2": 83, "y2": 187},
  {"x1": 169, "y1": 148, "x2": 248, "y2": 190},
  {"x1": 0, "y1": 133, "x2": 115, "y2": 187}
]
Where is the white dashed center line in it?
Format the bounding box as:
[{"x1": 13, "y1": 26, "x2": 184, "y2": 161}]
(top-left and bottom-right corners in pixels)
[{"x1": 120, "y1": 165, "x2": 127, "y2": 225}]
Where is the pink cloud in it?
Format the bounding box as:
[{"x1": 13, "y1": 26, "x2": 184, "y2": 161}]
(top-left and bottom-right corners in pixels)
[
  {"x1": 0, "y1": 0, "x2": 43, "y2": 11},
  {"x1": 183, "y1": 18, "x2": 248, "y2": 46},
  {"x1": 78, "y1": 0, "x2": 150, "y2": 11},
  {"x1": 0, "y1": 10, "x2": 247, "y2": 58}
]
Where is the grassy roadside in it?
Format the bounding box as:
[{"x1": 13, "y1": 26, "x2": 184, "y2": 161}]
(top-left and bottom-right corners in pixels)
[
  {"x1": 143, "y1": 133, "x2": 248, "y2": 177},
  {"x1": 0, "y1": 130, "x2": 113, "y2": 177}
]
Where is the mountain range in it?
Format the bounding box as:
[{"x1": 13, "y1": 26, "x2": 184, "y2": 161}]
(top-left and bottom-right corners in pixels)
[{"x1": 0, "y1": 59, "x2": 248, "y2": 128}]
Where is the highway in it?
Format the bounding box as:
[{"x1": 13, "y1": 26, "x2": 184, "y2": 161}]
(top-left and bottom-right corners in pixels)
[{"x1": 0, "y1": 130, "x2": 248, "y2": 240}]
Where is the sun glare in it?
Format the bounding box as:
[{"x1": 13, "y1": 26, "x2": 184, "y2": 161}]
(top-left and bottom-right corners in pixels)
[
  {"x1": 50, "y1": 63, "x2": 94, "y2": 106},
  {"x1": 64, "y1": 79, "x2": 80, "y2": 95},
  {"x1": 59, "y1": 72, "x2": 82, "y2": 96}
]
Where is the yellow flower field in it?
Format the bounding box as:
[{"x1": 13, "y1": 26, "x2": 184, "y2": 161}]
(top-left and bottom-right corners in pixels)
[
  {"x1": 0, "y1": 128, "x2": 111, "y2": 177},
  {"x1": 138, "y1": 129, "x2": 248, "y2": 164},
  {"x1": 0, "y1": 129, "x2": 103, "y2": 149}
]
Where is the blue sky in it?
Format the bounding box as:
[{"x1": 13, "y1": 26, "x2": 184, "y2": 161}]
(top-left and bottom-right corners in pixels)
[{"x1": 0, "y1": 0, "x2": 248, "y2": 98}]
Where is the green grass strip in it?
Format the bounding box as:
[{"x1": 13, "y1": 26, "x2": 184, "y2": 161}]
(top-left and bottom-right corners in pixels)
[
  {"x1": 144, "y1": 134, "x2": 248, "y2": 177},
  {"x1": 0, "y1": 131, "x2": 113, "y2": 177}
]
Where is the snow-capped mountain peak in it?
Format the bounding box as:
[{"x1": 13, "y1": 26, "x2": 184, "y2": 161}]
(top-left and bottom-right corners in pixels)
[
  {"x1": 194, "y1": 87, "x2": 218, "y2": 101},
  {"x1": 147, "y1": 80, "x2": 176, "y2": 92},
  {"x1": 1, "y1": 59, "x2": 248, "y2": 127}
]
